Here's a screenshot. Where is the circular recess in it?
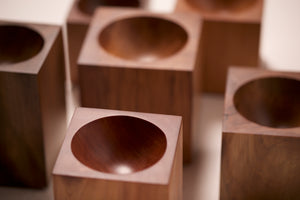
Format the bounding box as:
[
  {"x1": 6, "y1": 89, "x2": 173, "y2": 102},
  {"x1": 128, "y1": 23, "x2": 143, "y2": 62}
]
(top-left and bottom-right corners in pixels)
[
  {"x1": 187, "y1": 0, "x2": 256, "y2": 12},
  {"x1": 71, "y1": 116, "x2": 167, "y2": 174},
  {"x1": 99, "y1": 17, "x2": 188, "y2": 62},
  {"x1": 78, "y1": 0, "x2": 140, "y2": 15},
  {"x1": 0, "y1": 25, "x2": 44, "y2": 65},
  {"x1": 234, "y1": 77, "x2": 300, "y2": 128}
]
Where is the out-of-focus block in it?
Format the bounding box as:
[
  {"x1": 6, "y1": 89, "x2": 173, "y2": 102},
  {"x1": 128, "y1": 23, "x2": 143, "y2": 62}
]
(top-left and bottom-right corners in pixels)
[
  {"x1": 0, "y1": 22, "x2": 66, "y2": 188},
  {"x1": 176, "y1": 0, "x2": 262, "y2": 93},
  {"x1": 67, "y1": 0, "x2": 141, "y2": 83}
]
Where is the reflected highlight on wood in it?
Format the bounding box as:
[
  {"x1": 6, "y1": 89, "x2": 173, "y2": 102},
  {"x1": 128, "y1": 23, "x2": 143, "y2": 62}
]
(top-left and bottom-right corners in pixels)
[
  {"x1": 234, "y1": 77, "x2": 300, "y2": 128},
  {"x1": 0, "y1": 25, "x2": 44, "y2": 64},
  {"x1": 221, "y1": 67, "x2": 300, "y2": 200},
  {"x1": 71, "y1": 116, "x2": 167, "y2": 174},
  {"x1": 53, "y1": 108, "x2": 183, "y2": 200},
  {"x1": 99, "y1": 17, "x2": 188, "y2": 62}
]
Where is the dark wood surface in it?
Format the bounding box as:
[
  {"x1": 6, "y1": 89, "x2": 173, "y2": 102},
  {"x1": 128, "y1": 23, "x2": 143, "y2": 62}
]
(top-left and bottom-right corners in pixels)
[
  {"x1": 71, "y1": 116, "x2": 167, "y2": 174},
  {"x1": 221, "y1": 67, "x2": 300, "y2": 200},
  {"x1": 0, "y1": 25, "x2": 44, "y2": 64},
  {"x1": 0, "y1": 22, "x2": 66, "y2": 188},
  {"x1": 176, "y1": 0, "x2": 262, "y2": 93},
  {"x1": 53, "y1": 108, "x2": 182, "y2": 200},
  {"x1": 78, "y1": 7, "x2": 202, "y2": 163}
]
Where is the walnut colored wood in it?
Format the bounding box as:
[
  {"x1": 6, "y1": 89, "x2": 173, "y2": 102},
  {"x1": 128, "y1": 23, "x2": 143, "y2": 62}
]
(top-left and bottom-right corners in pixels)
[
  {"x1": 0, "y1": 22, "x2": 66, "y2": 188},
  {"x1": 176, "y1": 0, "x2": 262, "y2": 93},
  {"x1": 78, "y1": 7, "x2": 202, "y2": 163},
  {"x1": 221, "y1": 67, "x2": 300, "y2": 200},
  {"x1": 67, "y1": 1, "x2": 141, "y2": 83},
  {"x1": 53, "y1": 108, "x2": 182, "y2": 200}
]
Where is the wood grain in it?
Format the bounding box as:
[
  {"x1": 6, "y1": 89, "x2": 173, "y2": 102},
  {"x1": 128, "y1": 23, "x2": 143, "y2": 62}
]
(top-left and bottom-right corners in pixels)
[
  {"x1": 53, "y1": 108, "x2": 182, "y2": 200},
  {"x1": 221, "y1": 67, "x2": 300, "y2": 200},
  {"x1": 78, "y1": 7, "x2": 202, "y2": 163},
  {"x1": 176, "y1": 0, "x2": 262, "y2": 93},
  {"x1": 0, "y1": 22, "x2": 66, "y2": 188}
]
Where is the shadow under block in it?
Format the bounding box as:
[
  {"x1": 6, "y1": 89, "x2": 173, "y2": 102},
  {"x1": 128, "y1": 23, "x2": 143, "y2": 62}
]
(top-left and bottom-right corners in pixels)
[
  {"x1": 53, "y1": 108, "x2": 182, "y2": 200},
  {"x1": 176, "y1": 0, "x2": 262, "y2": 93},
  {"x1": 0, "y1": 22, "x2": 66, "y2": 188},
  {"x1": 78, "y1": 7, "x2": 202, "y2": 163},
  {"x1": 221, "y1": 67, "x2": 300, "y2": 200},
  {"x1": 67, "y1": 0, "x2": 141, "y2": 83}
]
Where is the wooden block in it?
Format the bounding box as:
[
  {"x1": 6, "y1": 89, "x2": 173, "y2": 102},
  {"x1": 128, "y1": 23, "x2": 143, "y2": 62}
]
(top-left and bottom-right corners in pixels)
[
  {"x1": 78, "y1": 7, "x2": 202, "y2": 163},
  {"x1": 221, "y1": 67, "x2": 300, "y2": 199},
  {"x1": 0, "y1": 22, "x2": 66, "y2": 188},
  {"x1": 176, "y1": 0, "x2": 262, "y2": 93},
  {"x1": 53, "y1": 107, "x2": 182, "y2": 200},
  {"x1": 67, "y1": 0, "x2": 141, "y2": 83}
]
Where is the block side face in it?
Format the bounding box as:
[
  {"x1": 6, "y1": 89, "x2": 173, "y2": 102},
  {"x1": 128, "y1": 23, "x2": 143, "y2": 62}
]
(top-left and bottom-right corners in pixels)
[
  {"x1": 202, "y1": 21, "x2": 260, "y2": 93},
  {"x1": 67, "y1": 22, "x2": 89, "y2": 83},
  {"x1": 221, "y1": 132, "x2": 300, "y2": 200},
  {"x1": 38, "y1": 30, "x2": 66, "y2": 182},
  {"x1": 54, "y1": 175, "x2": 168, "y2": 200},
  {"x1": 0, "y1": 72, "x2": 46, "y2": 187},
  {"x1": 169, "y1": 124, "x2": 183, "y2": 200},
  {"x1": 79, "y1": 66, "x2": 192, "y2": 162}
]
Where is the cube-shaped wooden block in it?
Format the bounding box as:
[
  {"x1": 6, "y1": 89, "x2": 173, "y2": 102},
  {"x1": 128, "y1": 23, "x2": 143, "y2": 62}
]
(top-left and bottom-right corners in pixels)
[
  {"x1": 0, "y1": 22, "x2": 66, "y2": 188},
  {"x1": 53, "y1": 107, "x2": 182, "y2": 200},
  {"x1": 221, "y1": 67, "x2": 300, "y2": 199},
  {"x1": 67, "y1": 0, "x2": 141, "y2": 83},
  {"x1": 78, "y1": 7, "x2": 202, "y2": 163},
  {"x1": 176, "y1": 0, "x2": 262, "y2": 93}
]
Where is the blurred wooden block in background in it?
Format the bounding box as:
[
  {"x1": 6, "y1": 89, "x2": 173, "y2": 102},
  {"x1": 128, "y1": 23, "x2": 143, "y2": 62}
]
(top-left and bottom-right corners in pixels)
[
  {"x1": 176, "y1": 0, "x2": 262, "y2": 93},
  {"x1": 67, "y1": 0, "x2": 141, "y2": 83},
  {"x1": 53, "y1": 108, "x2": 182, "y2": 200},
  {"x1": 78, "y1": 7, "x2": 202, "y2": 163},
  {"x1": 221, "y1": 67, "x2": 300, "y2": 199},
  {"x1": 0, "y1": 22, "x2": 66, "y2": 188}
]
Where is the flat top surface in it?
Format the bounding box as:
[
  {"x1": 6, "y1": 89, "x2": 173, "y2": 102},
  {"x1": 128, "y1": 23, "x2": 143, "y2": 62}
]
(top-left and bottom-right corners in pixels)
[
  {"x1": 223, "y1": 67, "x2": 300, "y2": 137},
  {"x1": 78, "y1": 7, "x2": 202, "y2": 71},
  {"x1": 53, "y1": 107, "x2": 182, "y2": 185},
  {"x1": 0, "y1": 22, "x2": 60, "y2": 74}
]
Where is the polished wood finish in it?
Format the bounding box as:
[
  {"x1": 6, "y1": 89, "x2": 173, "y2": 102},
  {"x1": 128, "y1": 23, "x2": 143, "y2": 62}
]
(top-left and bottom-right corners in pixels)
[
  {"x1": 53, "y1": 108, "x2": 182, "y2": 200},
  {"x1": 78, "y1": 7, "x2": 202, "y2": 163},
  {"x1": 221, "y1": 67, "x2": 300, "y2": 200},
  {"x1": 67, "y1": 1, "x2": 141, "y2": 83},
  {"x1": 71, "y1": 116, "x2": 167, "y2": 174},
  {"x1": 176, "y1": 0, "x2": 262, "y2": 93},
  {"x1": 99, "y1": 17, "x2": 188, "y2": 62},
  {"x1": 0, "y1": 22, "x2": 66, "y2": 188}
]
